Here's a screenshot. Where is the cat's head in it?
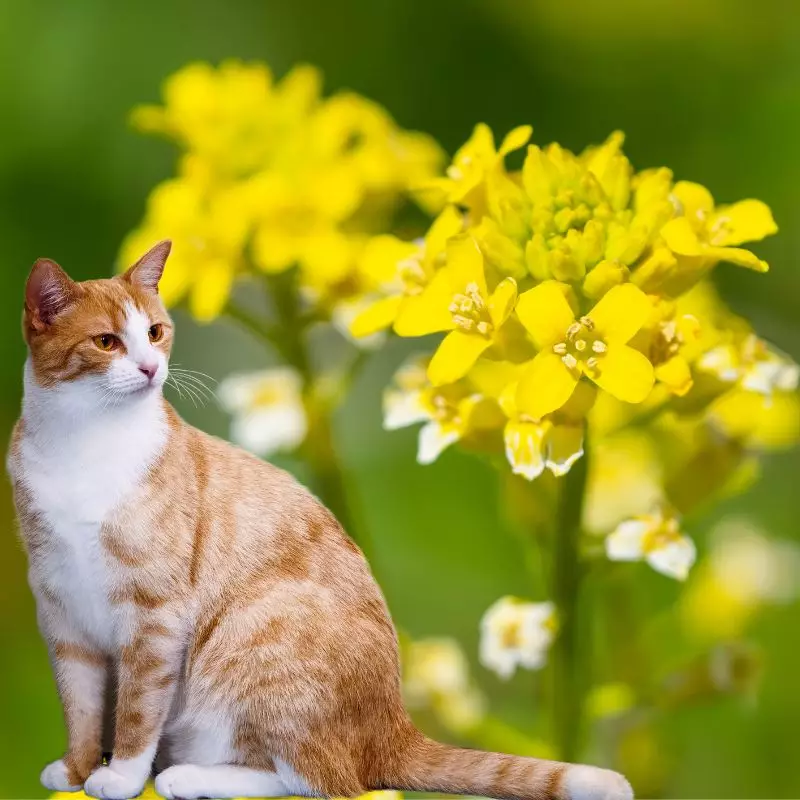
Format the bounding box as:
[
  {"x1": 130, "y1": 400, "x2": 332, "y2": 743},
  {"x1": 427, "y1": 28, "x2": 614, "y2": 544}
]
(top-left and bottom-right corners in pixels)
[{"x1": 23, "y1": 241, "x2": 174, "y2": 405}]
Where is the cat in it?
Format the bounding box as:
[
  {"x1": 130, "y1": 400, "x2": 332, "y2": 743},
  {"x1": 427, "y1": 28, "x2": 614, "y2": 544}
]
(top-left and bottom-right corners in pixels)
[{"x1": 7, "y1": 241, "x2": 633, "y2": 800}]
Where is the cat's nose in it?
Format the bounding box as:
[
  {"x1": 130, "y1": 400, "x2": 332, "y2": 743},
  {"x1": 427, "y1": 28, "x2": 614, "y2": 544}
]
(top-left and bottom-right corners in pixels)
[{"x1": 138, "y1": 363, "x2": 158, "y2": 381}]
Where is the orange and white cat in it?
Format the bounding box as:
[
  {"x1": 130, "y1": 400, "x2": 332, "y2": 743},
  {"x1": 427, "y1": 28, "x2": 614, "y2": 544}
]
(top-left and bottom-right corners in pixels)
[{"x1": 7, "y1": 242, "x2": 633, "y2": 800}]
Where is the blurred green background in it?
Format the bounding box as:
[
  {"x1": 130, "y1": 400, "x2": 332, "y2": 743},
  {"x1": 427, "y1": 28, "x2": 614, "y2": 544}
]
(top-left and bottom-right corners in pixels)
[{"x1": 2, "y1": 1, "x2": 799, "y2": 797}]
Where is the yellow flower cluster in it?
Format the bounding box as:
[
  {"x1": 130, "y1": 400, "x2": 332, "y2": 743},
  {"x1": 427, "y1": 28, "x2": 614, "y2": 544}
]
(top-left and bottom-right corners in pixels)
[
  {"x1": 360, "y1": 125, "x2": 798, "y2": 541},
  {"x1": 122, "y1": 61, "x2": 443, "y2": 321}
]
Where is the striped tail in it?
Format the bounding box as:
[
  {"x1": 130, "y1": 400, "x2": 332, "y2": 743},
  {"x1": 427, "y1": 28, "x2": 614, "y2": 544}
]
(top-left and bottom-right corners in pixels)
[{"x1": 384, "y1": 734, "x2": 633, "y2": 800}]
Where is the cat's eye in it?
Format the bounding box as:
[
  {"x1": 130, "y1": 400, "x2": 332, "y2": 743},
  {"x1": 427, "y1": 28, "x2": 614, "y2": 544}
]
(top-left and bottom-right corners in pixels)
[
  {"x1": 93, "y1": 334, "x2": 118, "y2": 352},
  {"x1": 148, "y1": 324, "x2": 164, "y2": 343}
]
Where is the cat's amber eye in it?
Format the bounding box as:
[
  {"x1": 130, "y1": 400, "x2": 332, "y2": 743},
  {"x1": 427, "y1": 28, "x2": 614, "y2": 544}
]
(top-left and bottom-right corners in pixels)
[
  {"x1": 93, "y1": 334, "x2": 118, "y2": 352},
  {"x1": 148, "y1": 323, "x2": 164, "y2": 343}
]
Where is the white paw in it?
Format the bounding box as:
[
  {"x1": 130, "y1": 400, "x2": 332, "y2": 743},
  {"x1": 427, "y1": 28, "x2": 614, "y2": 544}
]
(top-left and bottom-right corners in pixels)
[
  {"x1": 84, "y1": 766, "x2": 146, "y2": 800},
  {"x1": 154, "y1": 765, "x2": 204, "y2": 800},
  {"x1": 41, "y1": 759, "x2": 82, "y2": 792},
  {"x1": 564, "y1": 765, "x2": 634, "y2": 800}
]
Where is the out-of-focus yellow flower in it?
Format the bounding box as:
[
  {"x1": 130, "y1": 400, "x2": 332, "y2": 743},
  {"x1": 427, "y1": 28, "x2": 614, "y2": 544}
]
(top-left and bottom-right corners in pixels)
[
  {"x1": 392, "y1": 236, "x2": 518, "y2": 386},
  {"x1": 403, "y1": 638, "x2": 486, "y2": 734},
  {"x1": 350, "y1": 206, "x2": 464, "y2": 338},
  {"x1": 53, "y1": 786, "x2": 161, "y2": 800},
  {"x1": 515, "y1": 281, "x2": 654, "y2": 418},
  {"x1": 605, "y1": 507, "x2": 696, "y2": 580},
  {"x1": 583, "y1": 427, "x2": 664, "y2": 534},
  {"x1": 681, "y1": 516, "x2": 800, "y2": 640},
  {"x1": 120, "y1": 166, "x2": 250, "y2": 321},
  {"x1": 217, "y1": 367, "x2": 307, "y2": 456},
  {"x1": 586, "y1": 681, "x2": 637, "y2": 721},
  {"x1": 382, "y1": 357, "x2": 502, "y2": 464},
  {"x1": 479, "y1": 597, "x2": 557, "y2": 679}
]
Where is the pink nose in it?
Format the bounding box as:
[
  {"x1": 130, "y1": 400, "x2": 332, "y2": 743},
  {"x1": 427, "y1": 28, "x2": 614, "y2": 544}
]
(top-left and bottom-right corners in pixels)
[{"x1": 139, "y1": 363, "x2": 158, "y2": 380}]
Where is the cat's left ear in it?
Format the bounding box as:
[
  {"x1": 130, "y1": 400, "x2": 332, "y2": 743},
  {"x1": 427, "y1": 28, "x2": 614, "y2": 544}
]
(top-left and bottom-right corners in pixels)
[{"x1": 123, "y1": 240, "x2": 172, "y2": 293}]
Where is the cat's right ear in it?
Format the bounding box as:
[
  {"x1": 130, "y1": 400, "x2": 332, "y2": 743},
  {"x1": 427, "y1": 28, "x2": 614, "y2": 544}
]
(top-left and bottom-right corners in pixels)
[{"x1": 25, "y1": 259, "x2": 78, "y2": 332}]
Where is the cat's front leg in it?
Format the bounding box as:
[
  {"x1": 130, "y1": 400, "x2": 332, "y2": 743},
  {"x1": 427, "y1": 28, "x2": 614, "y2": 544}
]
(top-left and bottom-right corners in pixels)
[
  {"x1": 42, "y1": 638, "x2": 109, "y2": 792},
  {"x1": 84, "y1": 615, "x2": 183, "y2": 800}
]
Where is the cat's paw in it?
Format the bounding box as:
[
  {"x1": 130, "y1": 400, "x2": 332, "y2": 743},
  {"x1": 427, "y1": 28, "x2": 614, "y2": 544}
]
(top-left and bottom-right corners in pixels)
[
  {"x1": 40, "y1": 759, "x2": 82, "y2": 793},
  {"x1": 154, "y1": 765, "x2": 205, "y2": 800},
  {"x1": 84, "y1": 766, "x2": 145, "y2": 800},
  {"x1": 563, "y1": 765, "x2": 634, "y2": 800}
]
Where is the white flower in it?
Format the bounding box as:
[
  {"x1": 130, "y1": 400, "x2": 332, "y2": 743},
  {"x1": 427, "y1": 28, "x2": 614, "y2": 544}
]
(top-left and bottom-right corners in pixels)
[
  {"x1": 382, "y1": 356, "x2": 491, "y2": 465},
  {"x1": 606, "y1": 509, "x2": 696, "y2": 581},
  {"x1": 403, "y1": 638, "x2": 485, "y2": 732},
  {"x1": 217, "y1": 367, "x2": 307, "y2": 456},
  {"x1": 699, "y1": 335, "x2": 799, "y2": 397},
  {"x1": 479, "y1": 597, "x2": 557, "y2": 679}
]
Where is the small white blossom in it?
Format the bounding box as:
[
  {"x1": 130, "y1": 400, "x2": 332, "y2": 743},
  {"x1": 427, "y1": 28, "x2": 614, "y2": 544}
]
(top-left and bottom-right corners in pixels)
[
  {"x1": 479, "y1": 597, "x2": 557, "y2": 679},
  {"x1": 606, "y1": 509, "x2": 696, "y2": 581},
  {"x1": 217, "y1": 367, "x2": 307, "y2": 456}
]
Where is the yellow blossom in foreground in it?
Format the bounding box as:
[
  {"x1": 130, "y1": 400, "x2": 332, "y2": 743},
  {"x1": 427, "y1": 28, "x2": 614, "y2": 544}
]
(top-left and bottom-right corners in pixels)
[
  {"x1": 479, "y1": 597, "x2": 558, "y2": 679},
  {"x1": 605, "y1": 508, "x2": 696, "y2": 581},
  {"x1": 516, "y1": 281, "x2": 654, "y2": 418},
  {"x1": 350, "y1": 205, "x2": 464, "y2": 338},
  {"x1": 217, "y1": 367, "x2": 307, "y2": 456},
  {"x1": 393, "y1": 236, "x2": 518, "y2": 386}
]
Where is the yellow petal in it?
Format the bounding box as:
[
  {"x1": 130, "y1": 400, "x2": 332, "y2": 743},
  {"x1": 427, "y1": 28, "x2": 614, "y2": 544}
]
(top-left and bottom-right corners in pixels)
[
  {"x1": 588, "y1": 283, "x2": 652, "y2": 344},
  {"x1": 498, "y1": 125, "x2": 533, "y2": 157},
  {"x1": 488, "y1": 277, "x2": 518, "y2": 328},
  {"x1": 515, "y1": 281, "x2": 574, "y2": 349},
  {"x1": 516, "y1": 352, "x2": 579, "y2": 419},
  {"x1": 393, "y1": 269, "x2": 455, "y2": 336},
  {"x1": 711, "y1": 199, "x2": 777, "y2": 246},
  {"x1": 592, "y1": 345, "x2": 654, "y2": 404},
  {"x1": 469, "y1": 360, "x2": 524, "y2": 400},
  {"x1": 427, "y1": 330, "x2": 492, "y2": 386},
  {"x1": 350, "y1": 296, "x2": 404, "y2": 338},
  {"x1": 655, "y1": 356, "x2": 693, "y2": 396},
  {"x1": 445, "y1": 235, "x2": 487, "y2": 295},
  {"x1": 189, "y1": 259, "x2": 233, "y2": 323},
  {"x1": 504, "y1": 419, "x2": 548, "y2": 481},
  {"x1": 706, "y1": 245, "x2": 769, "y2": 273},
  {"x1": 673, "y1": 181, "x2": 715, "y2": 221},
  {"x1": 424, "y1": 205, "x2": 464, "y2": 264},
  {"x1": 660, "y1": 217, "x2": 704, "y2": 256}
]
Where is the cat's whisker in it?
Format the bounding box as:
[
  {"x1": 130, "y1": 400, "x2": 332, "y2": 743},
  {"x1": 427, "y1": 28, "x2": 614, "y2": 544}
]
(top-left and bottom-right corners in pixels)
[{"x1": 168, "y1": 369, "x2": 216, "y2": 399}]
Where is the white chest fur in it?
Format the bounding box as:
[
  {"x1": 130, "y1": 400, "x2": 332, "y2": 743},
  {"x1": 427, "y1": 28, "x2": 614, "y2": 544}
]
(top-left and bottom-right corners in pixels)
[{"x1": 12, "y1": 362, "x2": 169, "y2": 650}]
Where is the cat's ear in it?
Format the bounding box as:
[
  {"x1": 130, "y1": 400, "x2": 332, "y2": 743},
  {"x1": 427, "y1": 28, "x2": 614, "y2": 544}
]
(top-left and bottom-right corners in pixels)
[
  {"x1": 123, "y1": 239, "x2": 171, "y2": 293},
  {"x1": 25, "y1": 258, "x2": 79, "y2": 330}
]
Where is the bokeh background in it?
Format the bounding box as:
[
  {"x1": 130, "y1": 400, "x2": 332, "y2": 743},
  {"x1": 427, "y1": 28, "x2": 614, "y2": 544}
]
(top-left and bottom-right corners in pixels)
[{"x1": 2, "y1": 1, "x2": 799, "y2": 797}]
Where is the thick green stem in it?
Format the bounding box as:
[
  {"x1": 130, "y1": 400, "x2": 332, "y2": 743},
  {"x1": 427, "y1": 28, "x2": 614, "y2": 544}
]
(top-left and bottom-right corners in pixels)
[{"x1": 551, "y1": 445, "x2": 590, "y2": 762}]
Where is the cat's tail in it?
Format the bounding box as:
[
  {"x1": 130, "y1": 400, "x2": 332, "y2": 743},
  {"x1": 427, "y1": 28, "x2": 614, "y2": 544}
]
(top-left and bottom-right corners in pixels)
[{"x1": 383, "y1": 731, "x2": 633, "y2": 800}]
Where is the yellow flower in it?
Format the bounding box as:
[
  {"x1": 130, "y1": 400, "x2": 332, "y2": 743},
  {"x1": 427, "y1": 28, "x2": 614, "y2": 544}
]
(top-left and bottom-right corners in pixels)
[
  {"x1": 120, "y1": 165, "x2": 250, "y2": 321},
  {"x1": 382, "y1": 357, "x2": 502, "y2": 464},
  {"x1": 350, "y1": 205, "x2": 463, "y2": 338},
  {"x1": 605, "y1": 507, "x2": 696, "y2": 581},
  {"x1": 471, "y1": 360, "x2": 594, "y2": 480},
  {"x1": 646, "y1": 181, "x2": 777, "y2": 295},
  {"x1": 424, "y1": 123, "x2": 532, "y2": 215},
  {"x1": 392, "y1": 236, "x2": 518, "y2": 386},
  {"x1": 515, "y1": 281, "x2": 655, "y2": 418},
  {"x1": 403, "y1": 638, "x2": 485, "y2": 734},
  {"x1": 681, "y1": 516, "x2": 800, "y2": 640},
  {"x1": 479, "y1": 597, "x2": 558, "y2": 679}
]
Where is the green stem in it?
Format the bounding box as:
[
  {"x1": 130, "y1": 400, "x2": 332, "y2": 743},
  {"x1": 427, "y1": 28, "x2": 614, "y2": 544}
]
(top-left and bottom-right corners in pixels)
[
  {"x1": 550, "y1": 444, "x2": 590, "y2": 762},
  {"x1": 226, "y1": 273, "x2": 370, "y2": 557}
]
